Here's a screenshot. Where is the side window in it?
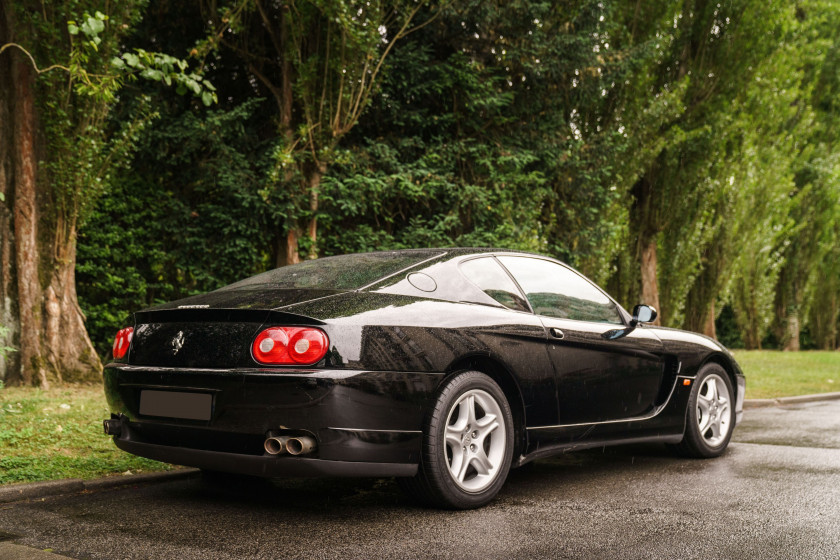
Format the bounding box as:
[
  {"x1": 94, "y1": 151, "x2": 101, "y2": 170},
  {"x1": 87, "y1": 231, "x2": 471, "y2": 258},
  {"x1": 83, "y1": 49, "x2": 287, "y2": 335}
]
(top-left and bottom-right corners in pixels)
[
  {"x1": 497, "y1": 256, "x2": 622, "y2": 324},
  {"x1": 459, "y1": 257, "x2": 530, "y2": 312}
]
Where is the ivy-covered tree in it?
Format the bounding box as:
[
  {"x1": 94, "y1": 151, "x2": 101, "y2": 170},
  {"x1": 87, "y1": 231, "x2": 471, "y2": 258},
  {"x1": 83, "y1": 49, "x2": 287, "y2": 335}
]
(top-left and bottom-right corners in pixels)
[
  {"x1": 198, "y1": 0, "x2": 443, "y2": 265},
  {"x1": 0, "y1": 2, "x2": 213, "y2": 385}
]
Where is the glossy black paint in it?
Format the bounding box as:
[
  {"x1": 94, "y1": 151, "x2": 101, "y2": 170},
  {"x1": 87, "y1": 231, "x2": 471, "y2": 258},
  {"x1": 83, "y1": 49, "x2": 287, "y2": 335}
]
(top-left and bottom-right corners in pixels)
[
  {"x1": 539, "y1": 315, "x2": 666, "y2": 424},
  {"x1": 104, "y1": 248, "x2": 745, "y2": 477}
]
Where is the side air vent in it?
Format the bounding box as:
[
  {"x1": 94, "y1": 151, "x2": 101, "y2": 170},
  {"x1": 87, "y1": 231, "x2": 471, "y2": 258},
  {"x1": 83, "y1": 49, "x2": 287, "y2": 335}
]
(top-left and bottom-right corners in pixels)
[{"x1": 654, "y1": 357, "x2": 681, "y2": 406}]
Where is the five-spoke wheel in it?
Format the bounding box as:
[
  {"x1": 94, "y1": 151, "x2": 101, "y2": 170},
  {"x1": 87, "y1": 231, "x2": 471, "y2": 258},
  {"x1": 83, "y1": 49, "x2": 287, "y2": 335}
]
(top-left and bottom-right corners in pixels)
[
  {"x1": 443, "y1": 388, "x2": 507, "y2": 493},
  {"x1": 671, "y1": 363, "x2": 735, "y2": 458},
  {"x1": 399, "y1": 370, "x2": 514, "y2": 509},
  {"x1": 696, "y1": 372, "x2": 731, "y2": 447}
]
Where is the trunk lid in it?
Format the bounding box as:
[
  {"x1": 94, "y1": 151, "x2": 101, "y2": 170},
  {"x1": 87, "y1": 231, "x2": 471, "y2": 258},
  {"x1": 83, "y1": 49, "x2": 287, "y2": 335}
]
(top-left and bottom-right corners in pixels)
[{"x1": 129, "y1": 287, "x2": 341, "y2": 368}]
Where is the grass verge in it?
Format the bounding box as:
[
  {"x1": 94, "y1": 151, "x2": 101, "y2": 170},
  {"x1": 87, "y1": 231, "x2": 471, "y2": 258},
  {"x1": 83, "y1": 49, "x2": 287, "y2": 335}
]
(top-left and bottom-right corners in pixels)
[
  {"x1": 0, "y1": 384, "x2": 173, "y2": 485},
  {"x1": 733, "y1": 350, "x2": 839, "y2": 399}
]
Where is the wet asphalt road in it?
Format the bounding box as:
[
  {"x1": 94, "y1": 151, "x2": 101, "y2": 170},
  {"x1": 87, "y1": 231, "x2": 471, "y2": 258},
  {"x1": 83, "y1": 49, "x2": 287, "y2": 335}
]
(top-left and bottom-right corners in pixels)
[{"x1": 1, "y1": 400, "x2": 839, "y2": 560}]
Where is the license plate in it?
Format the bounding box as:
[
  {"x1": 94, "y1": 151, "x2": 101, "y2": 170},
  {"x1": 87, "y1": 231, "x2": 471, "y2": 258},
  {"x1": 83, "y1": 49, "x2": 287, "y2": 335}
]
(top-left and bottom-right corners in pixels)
[{"x1": 139, "y1": 390, "x2": 212, "y2": 421}]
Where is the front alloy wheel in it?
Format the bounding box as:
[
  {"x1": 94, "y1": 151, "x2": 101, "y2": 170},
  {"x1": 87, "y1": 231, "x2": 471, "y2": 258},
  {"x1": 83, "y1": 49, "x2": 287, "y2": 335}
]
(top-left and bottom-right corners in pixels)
[
  {"x1": 671, "y1": 363, "x2": 735, "y2": 458},
  {"x1": 399, "y1": 371, "x2": 514, "y2": 509},
  {"x1": 696, "y1": 373, "x2": 731, "y2": 448}
]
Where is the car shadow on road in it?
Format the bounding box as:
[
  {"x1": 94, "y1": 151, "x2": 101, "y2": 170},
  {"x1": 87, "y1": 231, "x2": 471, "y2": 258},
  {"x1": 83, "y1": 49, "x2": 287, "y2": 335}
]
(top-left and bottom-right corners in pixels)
[{"x1": 172, "y1": 442, "x2": 688, "y2": 512}]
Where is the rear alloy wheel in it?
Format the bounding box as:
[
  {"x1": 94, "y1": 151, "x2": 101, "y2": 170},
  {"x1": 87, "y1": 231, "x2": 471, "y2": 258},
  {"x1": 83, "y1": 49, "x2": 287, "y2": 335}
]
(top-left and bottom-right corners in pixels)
[
  {"x1": 671, "y1": 363, "x2": 735, "y2": 458},
  {"x1": 400, "y1": 371, "x2": 514, "y2": 509}
]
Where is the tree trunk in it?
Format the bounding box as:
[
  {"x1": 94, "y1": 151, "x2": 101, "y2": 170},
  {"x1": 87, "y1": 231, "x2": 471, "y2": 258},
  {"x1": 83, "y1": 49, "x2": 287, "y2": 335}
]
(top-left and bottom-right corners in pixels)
[
  {"x1": 783, "y1": 312, "x2": 800, "y2": 352},
  {"x1": 631, "y1": 167, "x2": 662, "y2": 327},
  {"x1": 640, "y1": 238, "x2": 661, "y2": 325},
  {"x1": 276, "y1": 228, "x2": 301, "y2": 267},
  {"x1": 703, "y1": 299, "x2": 717, "y2": 339},
  {"x1": 0, "y1": 8, "x2": 20, "y2": 382},
  {"x1": 0, "y1": 11, "x2": 103, "y2": 385},
  {"x1": 45, "y1": 231, "x2": 101, "y2": 381},
  {"x1": 743, "y1": 300, "x2": 761, "y2": 350},
  {"x1": 11, "y1": 55, "x2": 48, "y2": 387},
  {"x1": 305, "y1": 162, "x2": 327, "y2": 260}
]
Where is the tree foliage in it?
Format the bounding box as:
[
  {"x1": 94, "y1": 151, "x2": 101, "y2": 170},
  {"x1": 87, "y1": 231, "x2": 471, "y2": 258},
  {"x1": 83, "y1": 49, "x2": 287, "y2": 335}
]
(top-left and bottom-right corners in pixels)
[
  {"x1": 78, "y1": 99, "x2": 271, "y2": 355},
  {"x1": 3, "y1": 0, "x2": 838, "y2": 381}
]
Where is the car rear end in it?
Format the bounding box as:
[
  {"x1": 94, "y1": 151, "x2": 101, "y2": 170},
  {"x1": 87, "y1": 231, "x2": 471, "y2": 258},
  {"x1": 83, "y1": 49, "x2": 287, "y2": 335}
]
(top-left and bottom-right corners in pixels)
[{"x1": 102, "y1": 251, "x2": 450, "y2": 478}]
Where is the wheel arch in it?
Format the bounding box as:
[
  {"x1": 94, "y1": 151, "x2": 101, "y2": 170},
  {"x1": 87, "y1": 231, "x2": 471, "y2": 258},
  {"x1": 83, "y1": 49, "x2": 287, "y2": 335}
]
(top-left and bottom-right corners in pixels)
[
  {"x1": 445, "y1": 354, "x2": 527, "y2": 463},
  {"x1": 700, "y1": 352, "x2": 741, "y2": 401}
]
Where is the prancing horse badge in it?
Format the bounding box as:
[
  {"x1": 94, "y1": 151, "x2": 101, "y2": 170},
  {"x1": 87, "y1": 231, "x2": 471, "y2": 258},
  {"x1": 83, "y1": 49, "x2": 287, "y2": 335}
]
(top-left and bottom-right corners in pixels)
[{"x1": 171, "y1": 331, "x2": 185, "y2": 355}]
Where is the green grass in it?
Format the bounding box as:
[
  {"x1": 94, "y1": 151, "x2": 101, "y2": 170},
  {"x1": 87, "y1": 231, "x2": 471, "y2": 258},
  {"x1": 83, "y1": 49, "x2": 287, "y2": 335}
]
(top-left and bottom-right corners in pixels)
[
  {"x1": 1, "y1": 351, "x2": 837, "y2": 484},
  {"x1": 733, "y1": 350, "x2": 840, "y2": 399},
  {"x1": 0, "y1": 384, "x2": 173, "y2": 485}
]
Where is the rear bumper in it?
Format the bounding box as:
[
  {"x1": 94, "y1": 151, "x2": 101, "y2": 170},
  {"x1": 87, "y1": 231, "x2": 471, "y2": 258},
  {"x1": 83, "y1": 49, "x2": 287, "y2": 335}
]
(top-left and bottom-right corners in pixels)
[
  {"x1": 103, "y1": 364, "x2": 442, "y2": 475},
  {"x1": 112, "y1": 418, "x2": 417, "y2": 477}
]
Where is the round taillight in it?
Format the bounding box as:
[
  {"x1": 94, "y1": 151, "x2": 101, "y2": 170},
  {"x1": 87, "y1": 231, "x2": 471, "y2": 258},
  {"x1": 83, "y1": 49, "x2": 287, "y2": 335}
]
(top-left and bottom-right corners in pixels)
[
  {"x1": 252, "y1": 327, "x2": 328, "y2": 365},
  {"x1": 112, "y1": 327, "x2": 134, "y2": 359}
]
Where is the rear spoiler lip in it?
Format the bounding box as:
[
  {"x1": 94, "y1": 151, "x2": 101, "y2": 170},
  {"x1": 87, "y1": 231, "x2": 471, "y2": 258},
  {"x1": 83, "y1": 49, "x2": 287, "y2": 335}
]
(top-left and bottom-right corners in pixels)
[{"x1": 133, "y1": 308, "x2": 325, "y2": 326}]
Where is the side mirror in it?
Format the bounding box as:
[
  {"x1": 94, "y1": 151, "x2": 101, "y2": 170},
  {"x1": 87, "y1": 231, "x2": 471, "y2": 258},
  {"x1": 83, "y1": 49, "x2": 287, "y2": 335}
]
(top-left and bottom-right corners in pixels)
[{"x1": 632, "y1": 304, "x2": 657, "y2": 326}]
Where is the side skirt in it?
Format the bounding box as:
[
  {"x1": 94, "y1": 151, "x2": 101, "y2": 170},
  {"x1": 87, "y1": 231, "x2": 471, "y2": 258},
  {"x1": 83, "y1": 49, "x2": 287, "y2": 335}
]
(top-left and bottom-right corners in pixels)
[
  {"x1": 518, "y1": 374, "x2": 694, "y2": 465},
  {"x1": 514, "y1": 433, "x2": 684, "y2": 468}
]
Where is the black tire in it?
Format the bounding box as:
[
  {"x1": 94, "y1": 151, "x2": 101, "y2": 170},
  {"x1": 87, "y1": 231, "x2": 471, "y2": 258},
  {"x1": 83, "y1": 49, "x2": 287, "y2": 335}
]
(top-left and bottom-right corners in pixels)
[
  {"x1": 670, "y1": 363, "x2": 736, "y2": 458},
  {"x1": 399, "y1": 370, "x2": 514, "y2": 509}
]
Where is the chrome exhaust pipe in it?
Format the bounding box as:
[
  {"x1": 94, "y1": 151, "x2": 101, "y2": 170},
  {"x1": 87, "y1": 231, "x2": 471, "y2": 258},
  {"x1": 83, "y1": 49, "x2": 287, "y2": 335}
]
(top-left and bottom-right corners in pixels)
[
  {"x1": 103, "y1": 418, "x2": 122, "y2": 437},
  {"x1": 285, "y1": 436, "x2": 316, "y2": 456},
  {"x1": 264, "y1": 436, "x2": 290, "y2": 455}
]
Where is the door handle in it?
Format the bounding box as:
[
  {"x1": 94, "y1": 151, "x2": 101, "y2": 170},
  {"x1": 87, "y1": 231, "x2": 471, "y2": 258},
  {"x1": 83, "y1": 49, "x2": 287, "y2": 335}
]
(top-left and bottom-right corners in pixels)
[{"x1": 550, "y1": 327, "x2": 565, "y2": 340}]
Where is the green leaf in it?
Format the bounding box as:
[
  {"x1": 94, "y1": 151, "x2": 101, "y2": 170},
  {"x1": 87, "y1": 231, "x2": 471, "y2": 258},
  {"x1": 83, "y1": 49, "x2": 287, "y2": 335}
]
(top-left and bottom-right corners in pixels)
[
  {"x1": 140, "y1": 69, "x2": 163, "y2": 81},
  {"x1": 123, "y1": 53, "x2": 140, "y2": 68},
  {"x1": 110, "y1": 57, "x2": 125, "y2": 69},
  {"x1": 88, "y1": 16, "x2": 105, "y2": 35},
  {"x1": 201, "y1": 91, "x2": 214, "y2": 106},
  {"x1": 67, "y1": 23, "x2": 79, "y2": 35}
]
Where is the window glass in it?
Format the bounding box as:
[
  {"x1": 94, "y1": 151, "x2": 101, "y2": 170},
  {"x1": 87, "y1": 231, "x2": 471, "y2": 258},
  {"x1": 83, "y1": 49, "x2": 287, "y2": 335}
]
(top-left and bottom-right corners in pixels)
[
  {"x1": 222, "y1": 250, "x2": 444, "y2": 291},
  {"x1": 459, "y1": 258, "x2": 530, "y2": 312},
  {"x1": 498, "y1": 256, "x2": 622, "y2": 323}
]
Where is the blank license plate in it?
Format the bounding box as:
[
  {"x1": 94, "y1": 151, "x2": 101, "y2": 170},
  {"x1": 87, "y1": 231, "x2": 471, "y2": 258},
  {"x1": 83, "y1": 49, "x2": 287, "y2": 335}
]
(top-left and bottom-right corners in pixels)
[{"x1": 139, "y1": 390, "x2": 212, "y2": 421}]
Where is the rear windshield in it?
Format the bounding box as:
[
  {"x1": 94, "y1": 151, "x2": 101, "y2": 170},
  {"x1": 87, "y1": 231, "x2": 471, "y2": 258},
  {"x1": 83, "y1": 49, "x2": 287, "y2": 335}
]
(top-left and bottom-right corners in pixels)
[{"x1": 221, "y1": 250, "x2": 445, "y2": 291}]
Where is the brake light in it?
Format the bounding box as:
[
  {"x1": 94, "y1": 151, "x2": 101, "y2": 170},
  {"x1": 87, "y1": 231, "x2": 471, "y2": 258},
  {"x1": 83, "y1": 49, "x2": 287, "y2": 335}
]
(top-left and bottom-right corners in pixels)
[
  {"x1": 252, "y1": 327, "x2": 329, "y2": 365},
  {"x1": 112, "y1": 327, "x2": 134, "y2": 359}
]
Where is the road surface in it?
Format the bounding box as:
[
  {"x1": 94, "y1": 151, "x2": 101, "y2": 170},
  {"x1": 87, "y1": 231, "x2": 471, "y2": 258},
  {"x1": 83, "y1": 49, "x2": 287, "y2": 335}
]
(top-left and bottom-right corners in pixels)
[{"x1": 1, "y1": 400, "x2": 838, "y2": 559}]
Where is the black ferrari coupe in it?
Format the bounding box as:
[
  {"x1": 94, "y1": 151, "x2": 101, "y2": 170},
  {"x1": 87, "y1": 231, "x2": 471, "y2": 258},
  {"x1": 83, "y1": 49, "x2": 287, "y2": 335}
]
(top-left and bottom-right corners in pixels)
[{"x1": 103, "y1": 248, "x2": 745, "y2": 508}]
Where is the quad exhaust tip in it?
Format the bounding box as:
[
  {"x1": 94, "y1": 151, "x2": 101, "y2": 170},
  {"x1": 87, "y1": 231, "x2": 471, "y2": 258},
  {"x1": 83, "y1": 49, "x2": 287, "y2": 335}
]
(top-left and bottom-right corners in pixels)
[
  {"x1": 103, "y1": 418, "x2": 122, "y2": 437},
  {"x1": 264, "y1": 436, "x2": 290, "y2": 455},
  {"x1": 264, "y1": 435, "x2": 316, "y2": 456},
  {"x1": 286, "y1": 436, "x2": 316, "y2": 456}
]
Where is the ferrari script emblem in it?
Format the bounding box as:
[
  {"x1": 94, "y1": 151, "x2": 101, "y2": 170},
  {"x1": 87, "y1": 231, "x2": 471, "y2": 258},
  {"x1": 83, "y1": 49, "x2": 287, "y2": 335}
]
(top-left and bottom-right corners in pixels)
[{"x1": 171, "y1": 331, "x2": 185, "y2": 355}]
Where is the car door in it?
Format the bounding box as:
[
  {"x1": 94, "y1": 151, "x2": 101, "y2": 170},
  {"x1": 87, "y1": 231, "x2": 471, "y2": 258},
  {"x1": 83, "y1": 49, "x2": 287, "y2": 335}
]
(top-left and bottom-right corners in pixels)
[
  {"x1": 457, "y1": 256, "x2": 562, "y2": 427},
  {"x1": 497, "y1": 255, "x2": 665, "y2": 424}
]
